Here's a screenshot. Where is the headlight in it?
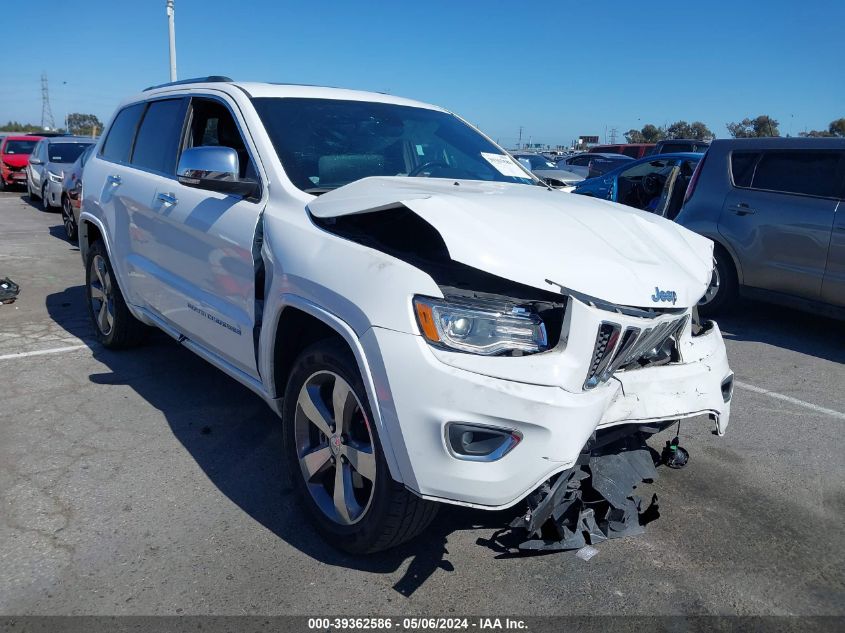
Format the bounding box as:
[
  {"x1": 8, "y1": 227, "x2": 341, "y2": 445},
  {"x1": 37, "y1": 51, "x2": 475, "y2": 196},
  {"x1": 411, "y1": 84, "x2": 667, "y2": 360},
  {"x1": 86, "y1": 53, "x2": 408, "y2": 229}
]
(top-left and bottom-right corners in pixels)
[
  {"x1": 413, "y1": 295, "x2": 548, "y2": 356},
  {"x1": 48, "y1": 171, "x2": 64, "y2": 183}
]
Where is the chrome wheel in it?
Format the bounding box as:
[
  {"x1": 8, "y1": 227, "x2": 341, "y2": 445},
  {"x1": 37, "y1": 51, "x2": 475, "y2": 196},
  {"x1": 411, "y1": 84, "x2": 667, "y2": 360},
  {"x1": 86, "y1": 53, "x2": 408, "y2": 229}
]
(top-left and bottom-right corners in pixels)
[
  {"x1": 88, "y1": 254, "x2": 115, "y2": 336},
  {"x1": 294, "y1": 370, "x2": 376, "y2": 526},
  {"x1": 699, "y1": 265, "x2": 720, "y2": 306}
]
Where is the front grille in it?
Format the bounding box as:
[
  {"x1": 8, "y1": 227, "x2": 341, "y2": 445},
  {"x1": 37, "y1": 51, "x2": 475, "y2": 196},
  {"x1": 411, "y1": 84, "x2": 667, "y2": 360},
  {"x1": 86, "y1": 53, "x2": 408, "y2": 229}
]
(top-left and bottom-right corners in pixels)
[{"x1": 584, "y1": 316, "x2": 688, "y2": 390}]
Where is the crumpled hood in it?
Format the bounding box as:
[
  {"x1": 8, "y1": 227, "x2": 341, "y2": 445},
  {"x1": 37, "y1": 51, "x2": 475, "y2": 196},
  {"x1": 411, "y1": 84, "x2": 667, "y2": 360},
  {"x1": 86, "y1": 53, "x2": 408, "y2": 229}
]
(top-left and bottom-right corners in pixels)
[{"x1": 308, "y1": 177, "x2": 714, "y2": 308}]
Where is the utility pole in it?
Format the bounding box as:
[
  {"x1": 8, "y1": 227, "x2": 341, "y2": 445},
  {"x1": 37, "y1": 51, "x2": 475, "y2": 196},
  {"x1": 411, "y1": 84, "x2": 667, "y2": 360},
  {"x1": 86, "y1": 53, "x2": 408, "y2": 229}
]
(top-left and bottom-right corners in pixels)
[
  {"x1": 40, "y1": 73, "x2": 55, "y2": 130},
  {"x1": 518, "y1": 126, "x2": 523, "y2": 150},
  {"x1": 609, "y1": 127, "x2": 618, "y2": 144},
  {"x1": 166, "y1": 0, "x2": 177, "y2": 81}
]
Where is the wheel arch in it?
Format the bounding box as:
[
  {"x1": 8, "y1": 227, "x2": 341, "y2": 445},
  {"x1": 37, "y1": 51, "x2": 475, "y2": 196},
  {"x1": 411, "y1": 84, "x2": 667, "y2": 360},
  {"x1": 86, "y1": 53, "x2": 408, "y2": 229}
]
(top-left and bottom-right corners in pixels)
[{"x1": 266, "y1": 296, "x2": 405, "y2": 484}]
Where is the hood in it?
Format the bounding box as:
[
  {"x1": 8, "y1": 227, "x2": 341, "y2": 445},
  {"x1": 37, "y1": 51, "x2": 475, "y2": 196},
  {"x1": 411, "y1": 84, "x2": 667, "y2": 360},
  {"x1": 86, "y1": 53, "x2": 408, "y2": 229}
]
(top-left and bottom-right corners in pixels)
[
  {"x1": 531, "y1": 168, "x2": 584, "y2": 186},
  {"x1": 1, "y1": 154, "x2": 30, "y2": 168},
  {"x1": 308, "y1": 177, "x2": 714, "y2": 308}
]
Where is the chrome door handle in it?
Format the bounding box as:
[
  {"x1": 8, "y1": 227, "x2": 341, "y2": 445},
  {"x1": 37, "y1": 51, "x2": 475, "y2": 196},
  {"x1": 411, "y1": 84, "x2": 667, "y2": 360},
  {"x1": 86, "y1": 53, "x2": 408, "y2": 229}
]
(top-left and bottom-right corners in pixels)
[
  {"x1": 107, "y1": 174, "x2": 121, "y2": 185},
  {"x1": 156, "y1": 192, "x2": 177, "y2": 205}
]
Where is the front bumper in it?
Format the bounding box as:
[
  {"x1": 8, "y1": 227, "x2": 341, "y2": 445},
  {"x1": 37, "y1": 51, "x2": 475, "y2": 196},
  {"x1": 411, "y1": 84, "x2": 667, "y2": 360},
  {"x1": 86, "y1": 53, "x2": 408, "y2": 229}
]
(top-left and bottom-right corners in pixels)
[{"x1": 362, "y1": 315, "x2": 732, "y2": 509}]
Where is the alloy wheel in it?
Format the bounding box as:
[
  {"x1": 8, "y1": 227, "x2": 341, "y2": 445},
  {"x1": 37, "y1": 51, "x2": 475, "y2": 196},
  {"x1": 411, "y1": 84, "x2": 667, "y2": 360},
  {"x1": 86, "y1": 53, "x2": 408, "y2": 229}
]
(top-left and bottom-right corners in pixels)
[
  {"x1": 62, "y1": 198, "x2": 76, "y2": 238},
  {"x1": 294, "y1": 370, "x2": 377, "y2": 526},
  {"x1": 699, "y1": 266, "x2": 720, "y2": 306},
  {"x1": 88, "y1": 254, "x2": 115, "y2": 336}
]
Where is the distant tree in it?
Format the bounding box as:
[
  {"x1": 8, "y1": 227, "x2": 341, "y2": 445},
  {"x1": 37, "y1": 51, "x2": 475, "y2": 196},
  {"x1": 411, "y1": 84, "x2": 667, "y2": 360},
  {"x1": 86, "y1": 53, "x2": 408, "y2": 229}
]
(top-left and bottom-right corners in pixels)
[
  {"x1": 799, "y1": 129, "x2": 833, "y2": 138},
  {"x1": 726, "y1": 115, "x2": 780, "y2": 138},
  {"x1": 624, "y1": 129, "x2": 645, "y2": 143},
  {"x1": 66, "y1": 113, "x2": 104, "y2": 137},
  {"x1": 665, "y1": 120, "x2": 714, "y2": 140},
  {"x1": 625, "y1": 123, "x2": 665, "y2": 143},
  {"x1": 0, "y1": 121, "x2": 44, "y2": 133},
  {"x1": 829, "y1": 118, "x2": 845, "y2": 137}
]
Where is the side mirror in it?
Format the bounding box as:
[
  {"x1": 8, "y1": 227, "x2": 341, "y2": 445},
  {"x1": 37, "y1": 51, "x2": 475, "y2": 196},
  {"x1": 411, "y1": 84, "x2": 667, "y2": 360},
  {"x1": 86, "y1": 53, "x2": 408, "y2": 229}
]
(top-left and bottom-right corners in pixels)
[{"x1": 176, "y1": 146, "x2": 258, "y2": 198}]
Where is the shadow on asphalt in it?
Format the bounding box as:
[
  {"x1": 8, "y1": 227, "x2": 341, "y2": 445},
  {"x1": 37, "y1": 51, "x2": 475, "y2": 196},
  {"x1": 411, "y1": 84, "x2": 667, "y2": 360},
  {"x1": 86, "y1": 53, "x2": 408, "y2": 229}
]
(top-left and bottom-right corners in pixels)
[
  {"x1": 717, "y1": 299, "x2": 845, "y2": 364},
  {"x1": 45, "y1": 284, "x2": 522, "y2": 597}
]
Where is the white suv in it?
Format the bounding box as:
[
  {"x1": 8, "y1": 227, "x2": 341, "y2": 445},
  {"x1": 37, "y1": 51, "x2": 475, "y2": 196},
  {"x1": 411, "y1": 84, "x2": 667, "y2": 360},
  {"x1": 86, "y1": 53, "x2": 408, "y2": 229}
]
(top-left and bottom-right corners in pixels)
[{"x1": 80, "y1": 78, "x2": 733, "y2": 553}]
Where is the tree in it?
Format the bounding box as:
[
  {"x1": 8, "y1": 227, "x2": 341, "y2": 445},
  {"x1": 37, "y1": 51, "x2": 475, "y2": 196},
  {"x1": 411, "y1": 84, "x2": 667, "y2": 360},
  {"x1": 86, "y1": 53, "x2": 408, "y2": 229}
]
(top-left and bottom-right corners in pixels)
[
  {"x1": 0, "y1": 121, "x2": 43, "y2": 133},
  {"x1": 625, "y1": 123, "x2": 665, "y2": 143},
  {"x1": 829, "y1": 118, "x2": 845, "y2": 137},
  {"x1": 726, "y1": 115, "x2": 780, "y2": 138},
  {"x1": 665, "y1": 120, "x2": 714, "y2": 140},
  {"x1": 67, "y1": 113, "x2": 103, "y2": 137}
]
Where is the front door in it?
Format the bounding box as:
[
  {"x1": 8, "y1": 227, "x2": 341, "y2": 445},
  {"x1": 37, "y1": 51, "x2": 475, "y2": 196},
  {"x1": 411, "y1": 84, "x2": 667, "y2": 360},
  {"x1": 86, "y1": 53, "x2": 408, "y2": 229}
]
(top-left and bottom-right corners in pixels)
[{"x1": 141, "y1": 95, "x2": 266, "y2": 378}]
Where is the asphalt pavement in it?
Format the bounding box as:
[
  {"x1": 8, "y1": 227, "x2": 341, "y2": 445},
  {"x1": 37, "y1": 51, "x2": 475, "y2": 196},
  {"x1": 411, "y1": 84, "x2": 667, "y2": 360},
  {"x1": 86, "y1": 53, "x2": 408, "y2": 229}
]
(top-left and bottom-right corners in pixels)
[{"x1": 0, "y1": 188, "x2": 843, "y2": 616}]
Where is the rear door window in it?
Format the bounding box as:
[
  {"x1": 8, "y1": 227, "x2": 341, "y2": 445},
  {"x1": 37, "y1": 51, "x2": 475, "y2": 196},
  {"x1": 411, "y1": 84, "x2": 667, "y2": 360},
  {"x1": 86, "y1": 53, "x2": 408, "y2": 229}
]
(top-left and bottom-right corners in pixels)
[
  {"x1": 730, "y1": 151, "x2": 761, "y2": 188},
  {"x1": 131, "y1": 99, "x2": 187, "y2": 175},
  {"x1": 751, "y1": 151, "x2": 843, "y2": 198},
  {"x1": 101, "y1": 103, "x2": 145, "y2": 163}
]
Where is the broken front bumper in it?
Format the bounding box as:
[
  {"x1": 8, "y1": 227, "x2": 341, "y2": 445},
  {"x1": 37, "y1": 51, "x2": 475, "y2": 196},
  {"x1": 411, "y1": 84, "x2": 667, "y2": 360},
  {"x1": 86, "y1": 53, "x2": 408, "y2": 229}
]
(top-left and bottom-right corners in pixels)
[{"x1": 361, "y1": 318, "x2": 732, "y2": 509}]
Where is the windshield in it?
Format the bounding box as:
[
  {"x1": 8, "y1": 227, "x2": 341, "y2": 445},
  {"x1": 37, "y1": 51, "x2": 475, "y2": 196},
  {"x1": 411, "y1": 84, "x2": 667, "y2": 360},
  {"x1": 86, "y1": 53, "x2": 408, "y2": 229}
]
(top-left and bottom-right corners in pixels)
[
  {"x1": 252, "y1": 97, "x2": 534, "y2": 192},
  {"x1": 3, "y1": 140, "x2": 38, "y2": 155},
  {"x1": 516, "y1": 155, "x2": 557, "y2": 170},
  {"x1": 47, "y1": 143, "x2": 92, "y2": 163}
]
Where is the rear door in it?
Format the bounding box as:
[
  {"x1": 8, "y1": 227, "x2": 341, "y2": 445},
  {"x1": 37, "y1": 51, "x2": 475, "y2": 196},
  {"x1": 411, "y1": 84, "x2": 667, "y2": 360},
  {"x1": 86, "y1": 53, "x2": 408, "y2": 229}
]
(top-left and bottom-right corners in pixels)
[
  {"x1": 140, "y1": 94, "x2": 266, "y2": 378},
  {"x1": 718, "y1": 149, "x2": 839, "y2": 300}
]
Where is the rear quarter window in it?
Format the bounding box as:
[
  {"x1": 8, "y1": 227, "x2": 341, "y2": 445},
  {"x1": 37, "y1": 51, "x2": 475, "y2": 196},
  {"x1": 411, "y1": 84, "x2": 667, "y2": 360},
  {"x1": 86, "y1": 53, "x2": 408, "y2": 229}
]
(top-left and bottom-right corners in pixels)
[{"x1": 101, "y1": 103, "x2": 145, "y2": 163}]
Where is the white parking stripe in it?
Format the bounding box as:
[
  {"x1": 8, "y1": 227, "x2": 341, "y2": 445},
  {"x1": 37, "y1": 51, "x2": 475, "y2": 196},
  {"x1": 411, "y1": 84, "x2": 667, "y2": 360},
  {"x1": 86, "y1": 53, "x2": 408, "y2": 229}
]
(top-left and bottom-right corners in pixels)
[
  {"x1": 735, "y1": 380, "x2": 845, "y2": 421},
  {"x1": 0, "y1": 344, "x2": 88, "y2": 361}
]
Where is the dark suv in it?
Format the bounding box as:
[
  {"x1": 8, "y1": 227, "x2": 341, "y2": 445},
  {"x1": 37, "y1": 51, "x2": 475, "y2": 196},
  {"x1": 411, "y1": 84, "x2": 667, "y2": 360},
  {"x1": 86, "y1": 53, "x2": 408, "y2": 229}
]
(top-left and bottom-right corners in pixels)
[
  {"x1": 676, "y1": 138, "x2": 845, "y2": 318},
  {"x1": 653, "y1": 139, "x2": 710, "y2": 154}
]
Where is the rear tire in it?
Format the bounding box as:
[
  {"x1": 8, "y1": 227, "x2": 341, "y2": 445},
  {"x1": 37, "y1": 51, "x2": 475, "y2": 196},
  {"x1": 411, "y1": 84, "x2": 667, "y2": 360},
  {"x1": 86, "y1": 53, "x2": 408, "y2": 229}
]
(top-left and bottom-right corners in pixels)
[
  {"x1": 62, "y1": 196, "x2": 78, "y2": 242},
  {"x1": 698, "y1": 245, "x2": 738, "y2": 317},
  {"x1": 85, "y1": 240, "x2": 147, "y2": 348},
  {"x1": 282, "y1": 339, "x2": 438, "y2": 553}
]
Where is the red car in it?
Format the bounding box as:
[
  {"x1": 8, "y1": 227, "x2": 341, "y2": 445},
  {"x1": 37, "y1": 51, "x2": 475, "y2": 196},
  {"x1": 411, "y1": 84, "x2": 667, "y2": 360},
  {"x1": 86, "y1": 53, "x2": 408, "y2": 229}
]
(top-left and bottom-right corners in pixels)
[{"x1": 1, "y1": 135, "x2": 44, "y2": 190}]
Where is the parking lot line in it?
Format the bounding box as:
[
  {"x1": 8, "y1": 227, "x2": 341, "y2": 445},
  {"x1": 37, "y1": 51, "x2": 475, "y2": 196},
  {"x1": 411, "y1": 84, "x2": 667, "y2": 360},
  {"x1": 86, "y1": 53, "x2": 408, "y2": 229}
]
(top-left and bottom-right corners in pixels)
[
  {"x1": 735, "y1": 380, "x2": 845, "y2": 421},
  {"x1": 0, "y1": 344, "x2": 88, "y2": 362}
]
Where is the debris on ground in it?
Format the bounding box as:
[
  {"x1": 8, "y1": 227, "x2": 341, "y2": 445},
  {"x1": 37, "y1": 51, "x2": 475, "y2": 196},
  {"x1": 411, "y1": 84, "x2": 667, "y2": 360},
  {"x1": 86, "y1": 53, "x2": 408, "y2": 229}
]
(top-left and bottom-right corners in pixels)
[
  {"x1": 0, "y1": 277, "x2": 20, "y2": 304},
  {"x1": 504, "y1": 431, "x2": 664, "y2": 552}
]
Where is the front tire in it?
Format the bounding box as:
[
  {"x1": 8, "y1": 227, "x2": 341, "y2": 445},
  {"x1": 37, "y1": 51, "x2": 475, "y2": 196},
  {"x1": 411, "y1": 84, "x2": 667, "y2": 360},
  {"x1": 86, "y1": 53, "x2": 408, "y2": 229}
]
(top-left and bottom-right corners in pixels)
[
  {"x1": 41, "y1": 184, "x2": 51, "y2": 211},
  {"x1": 698, "y1": 245, "x2": 738, "y2": 317},
  {"x1": 283, "y1": 339, "x2": 437, "y2": 553},
  {"x1": 85, "y1": 240, "x2": 147, "y2": 348}
]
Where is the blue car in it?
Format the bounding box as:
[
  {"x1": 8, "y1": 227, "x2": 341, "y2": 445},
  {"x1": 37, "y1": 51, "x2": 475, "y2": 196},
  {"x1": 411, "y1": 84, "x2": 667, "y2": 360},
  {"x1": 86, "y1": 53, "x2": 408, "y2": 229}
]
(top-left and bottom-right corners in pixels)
[{"x1": 572, "y1": 152, "x2": 702, "y2": 219}]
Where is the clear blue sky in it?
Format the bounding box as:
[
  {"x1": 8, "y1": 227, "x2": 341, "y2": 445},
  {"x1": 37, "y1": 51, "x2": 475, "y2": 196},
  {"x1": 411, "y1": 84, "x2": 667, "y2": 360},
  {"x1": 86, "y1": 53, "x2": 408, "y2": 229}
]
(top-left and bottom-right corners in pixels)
[{"x1": 1, "y1": 0, "x2": 843, "y2": 146}]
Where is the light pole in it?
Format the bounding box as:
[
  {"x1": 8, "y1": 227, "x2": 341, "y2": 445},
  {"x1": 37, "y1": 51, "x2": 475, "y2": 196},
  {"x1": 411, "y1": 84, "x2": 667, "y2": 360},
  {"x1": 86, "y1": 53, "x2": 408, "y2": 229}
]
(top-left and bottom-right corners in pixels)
[{"x1": 166, "y1": 0, "x2": 177, "y2": 81}]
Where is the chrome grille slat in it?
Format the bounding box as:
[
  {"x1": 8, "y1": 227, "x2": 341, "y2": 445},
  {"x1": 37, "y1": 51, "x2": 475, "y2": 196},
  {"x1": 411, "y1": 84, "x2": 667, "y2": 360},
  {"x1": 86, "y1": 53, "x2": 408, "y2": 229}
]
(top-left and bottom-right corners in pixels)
[{"x1": 583, "y1": 316, "x2": 687, "y2": 390}]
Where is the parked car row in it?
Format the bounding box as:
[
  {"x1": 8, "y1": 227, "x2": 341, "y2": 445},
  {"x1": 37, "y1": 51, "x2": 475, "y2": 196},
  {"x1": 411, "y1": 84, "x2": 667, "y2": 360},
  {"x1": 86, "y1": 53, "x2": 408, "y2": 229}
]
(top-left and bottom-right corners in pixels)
[{"x1": 570, "y1": 138, "x2": 845, "y2": 319}]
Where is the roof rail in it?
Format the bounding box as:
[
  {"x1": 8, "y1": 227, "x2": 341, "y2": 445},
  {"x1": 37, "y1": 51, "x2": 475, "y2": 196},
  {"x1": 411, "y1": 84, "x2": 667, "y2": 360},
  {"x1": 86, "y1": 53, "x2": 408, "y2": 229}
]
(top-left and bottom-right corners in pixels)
[{"x1": 143, "y1": 75, "x2": 233, "y2": 91}]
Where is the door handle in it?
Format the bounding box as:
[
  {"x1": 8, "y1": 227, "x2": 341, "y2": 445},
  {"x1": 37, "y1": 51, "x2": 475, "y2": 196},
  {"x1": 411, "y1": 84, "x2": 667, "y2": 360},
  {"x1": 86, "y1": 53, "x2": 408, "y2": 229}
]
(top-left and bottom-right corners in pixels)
[
  {"x1": 156, "y1": 192, "x2": 177, "y2": 206},
  {"x1": 730, "y1": 202, "x2": 756, "y2": 216},
  {"x1": 107, "y1": 174, "x2": 121, "y2": 185}
]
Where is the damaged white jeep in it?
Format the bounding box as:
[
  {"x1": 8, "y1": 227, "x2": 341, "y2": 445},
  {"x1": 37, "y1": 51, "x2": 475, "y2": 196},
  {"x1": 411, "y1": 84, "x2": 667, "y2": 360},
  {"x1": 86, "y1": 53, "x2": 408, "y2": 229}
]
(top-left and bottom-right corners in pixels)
[{"x1": 80, "y1": 78, "x2": 733, "y2": 553}]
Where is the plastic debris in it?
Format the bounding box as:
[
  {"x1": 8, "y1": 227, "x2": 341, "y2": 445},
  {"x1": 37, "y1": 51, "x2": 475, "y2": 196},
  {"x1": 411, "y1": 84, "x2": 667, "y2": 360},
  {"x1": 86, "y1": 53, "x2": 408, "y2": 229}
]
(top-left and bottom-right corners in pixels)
[
  {"x1": 0, "y1": 277, "x2": 20, "y2": 304},
  {"x1": 505, "y1": 430, "x2": 664, "y2": 552},
  {"x1": 575, "y1": 545, "x2": 600, "y2": 561}
]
